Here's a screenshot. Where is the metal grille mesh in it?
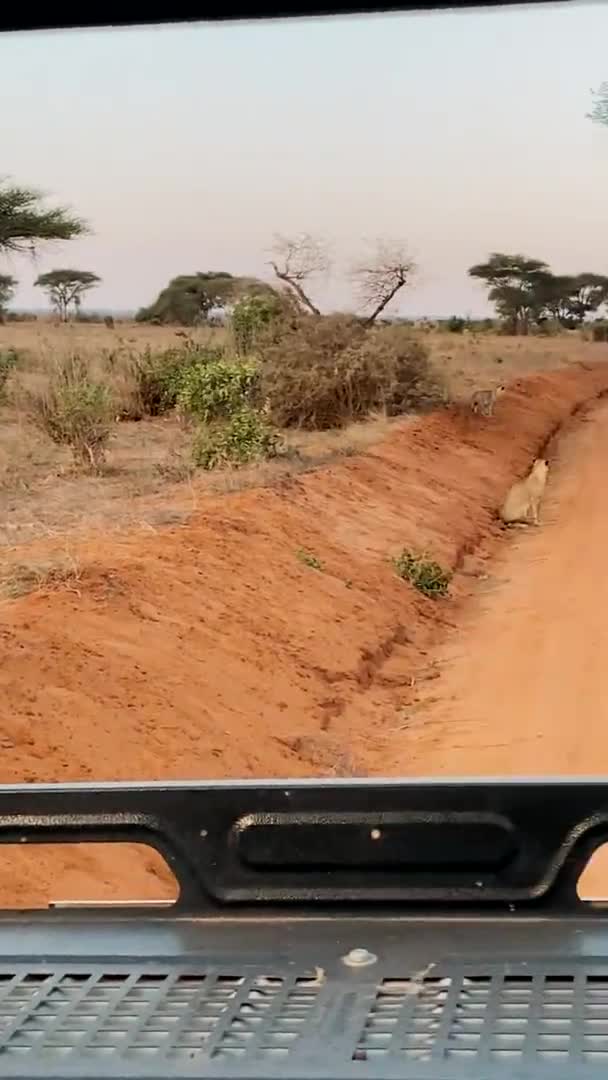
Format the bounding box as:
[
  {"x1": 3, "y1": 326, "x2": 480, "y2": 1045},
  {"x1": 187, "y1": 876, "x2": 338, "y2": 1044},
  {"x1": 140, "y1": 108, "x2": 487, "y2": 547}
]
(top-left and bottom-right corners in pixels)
[
  {"x1": 355, "y1": 970, "x2": 608, "y2": 1064},
  {"x1": 3, "y1": 963, "x2": 608, "y2": 1070},
  {"x1": 0, "y1": 970, "x2": 322, "y2": 1060}
]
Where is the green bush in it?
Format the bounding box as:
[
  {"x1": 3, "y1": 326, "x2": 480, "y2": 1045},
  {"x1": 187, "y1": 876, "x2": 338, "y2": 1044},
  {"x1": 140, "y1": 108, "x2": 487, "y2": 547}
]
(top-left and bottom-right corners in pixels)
[
  {"x1": 260, "y1": 319, "x2": 444, "y2": 430},
  {"x1": 446, "y1": 316, "x2": 467, "y2": 333},
  {"x1": 176, "y1": 357, "x2": 260, "y2": 422},
  {"x1": 192, "y1": 407, "x2": 279, "y2": 469},
  {"x1": 25, "y1": 355, "x2": 114, "y2": 471},
  {"x1": 296, "y1": 549, "x2": 324, "y2": 571},
  {"x1": 231, "y1": 294, "x2": 282, "y2": 354},
  {"x1": 132, "y1": 344, "x2": 223, "y2": 417},
  {"x1": 393, "y1": 549, "x2": 451, "y2": 599}
]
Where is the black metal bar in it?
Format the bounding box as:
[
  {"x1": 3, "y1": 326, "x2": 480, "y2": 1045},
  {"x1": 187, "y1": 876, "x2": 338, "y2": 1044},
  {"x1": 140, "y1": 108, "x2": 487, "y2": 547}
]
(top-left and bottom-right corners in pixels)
[
  {"x1": 0, "y1": 778, "x2": 606, "y2": 913},
  {"x1": 0, "y1": 0, "x2": 581, "y2": 35}
]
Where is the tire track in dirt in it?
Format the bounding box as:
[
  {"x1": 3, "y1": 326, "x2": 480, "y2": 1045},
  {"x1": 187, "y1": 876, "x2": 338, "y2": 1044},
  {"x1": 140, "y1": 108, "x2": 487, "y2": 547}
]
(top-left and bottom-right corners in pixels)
[
  {"x1": 406, "y1": 398, "x2": 608, "y2": 778},
  {"x1": 402, "y1": 398, "x2": 608, "y2": 896}
]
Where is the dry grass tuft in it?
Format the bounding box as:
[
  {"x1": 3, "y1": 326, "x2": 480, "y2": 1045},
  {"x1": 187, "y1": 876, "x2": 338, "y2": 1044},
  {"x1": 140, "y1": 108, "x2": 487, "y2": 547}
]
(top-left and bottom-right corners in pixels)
[{"x1": 0, "y1": 553, "x2": 82, "y2": 602}]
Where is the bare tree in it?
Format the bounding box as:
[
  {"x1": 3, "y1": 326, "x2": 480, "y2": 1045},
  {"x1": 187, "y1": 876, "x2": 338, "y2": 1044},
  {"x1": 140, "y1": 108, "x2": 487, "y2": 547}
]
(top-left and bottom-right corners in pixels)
[
  {"x1": 269, "y1": 233, "x2": 329, "y2": 316},
  {"x1": 351, "y1": 240, "x2": 415, "y2": 326}
]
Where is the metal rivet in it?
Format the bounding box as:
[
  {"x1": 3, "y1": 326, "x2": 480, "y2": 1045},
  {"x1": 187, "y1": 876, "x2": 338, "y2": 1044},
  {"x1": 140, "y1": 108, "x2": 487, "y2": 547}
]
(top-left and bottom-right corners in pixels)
[{"x1": 342, "y1": 947, "x2": 377, "y2": 968}]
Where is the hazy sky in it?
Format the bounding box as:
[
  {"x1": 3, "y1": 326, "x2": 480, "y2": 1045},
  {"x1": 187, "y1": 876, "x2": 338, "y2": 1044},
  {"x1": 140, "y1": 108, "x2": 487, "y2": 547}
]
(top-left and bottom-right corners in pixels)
[{"x1": 1, "y1": 2, "x2": 607, "y2": 316}]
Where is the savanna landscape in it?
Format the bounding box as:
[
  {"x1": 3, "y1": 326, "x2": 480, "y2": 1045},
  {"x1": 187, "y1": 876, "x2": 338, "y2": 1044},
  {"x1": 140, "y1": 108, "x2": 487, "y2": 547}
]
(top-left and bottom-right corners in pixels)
[{"x1": 1, "y1": 12, "x2": 608, "y2": 905}]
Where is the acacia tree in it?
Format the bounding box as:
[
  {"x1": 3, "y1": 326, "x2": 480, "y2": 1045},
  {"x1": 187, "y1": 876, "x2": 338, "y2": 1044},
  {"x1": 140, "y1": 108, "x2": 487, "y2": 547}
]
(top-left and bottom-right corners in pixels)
[
  {"x1": 35, "y1": 269, "x2": 101, "y2": 322},
  {"x1": 468, "y1": 253, "x2": 550, "y2": 334},
  {"x1": 469, "y1": 254, "x2": 608, "y2": 331},
  {"x1": 269, "y1": 233, "x2": 329, "y2": 316},
  {"x1": 0, "y1": 274, "x2": 17, "y2": 319},
  {"x1": 351, "y1": 240, "x2": 415, "y2": 326},
  {"x1": 136, "y1": 273, "x2": 277, "y2": 325},
  {"x1": 0, "y1": 181, "x2": 86, "y2": 256},
  {"x1": 537, "y1": 272, "x2": 608, "y2": 327}
]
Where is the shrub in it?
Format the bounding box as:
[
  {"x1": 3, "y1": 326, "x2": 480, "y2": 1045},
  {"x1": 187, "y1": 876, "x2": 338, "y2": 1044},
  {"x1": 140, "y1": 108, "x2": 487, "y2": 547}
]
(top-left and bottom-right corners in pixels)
[
  {"x1": 25, "y1": 355, "x2": 114, "y2": 471},
  {"x1": 3, "y1": 312, "x2": 36, "y2": 323},
  {"x1": 192, "y1": 407, "x2": 280, "y2": 469},
  {"x1": 0, "y1": 348, "x2": 19, "y2": 403},
  {"x1": 260, "y1": 319, "x2": 444, "y2": 429},
  {"x1": 176, "y1": 356, "x2": 260, "y2": 422},
  {"x1": 393, "y1": 549, "x2": 451, "y2": 599},
  {"x1": 232, "y1": 294, "x2": 282, "y2": 354},
  {"x1": 132, "y1": 344, "x2": 223, "y2": 417},
  {"x1": 296, "y1": 549, "x2": 324, "y2": 571},
  {"x1": 74, "y1": 311, "x2": 107, "y2": 324},
  {"x1": 446, "y1": 316, "x2": 467, "y2": 333},
  {"x1": 532, "y1": 318, "x2": 562, "y2": 337},
  {"x1": 464, "y1": 317, "x2": 494, "y2": 333},
  {"x1": 592, "y1": 322, "x2": 608, "y2": 343}
]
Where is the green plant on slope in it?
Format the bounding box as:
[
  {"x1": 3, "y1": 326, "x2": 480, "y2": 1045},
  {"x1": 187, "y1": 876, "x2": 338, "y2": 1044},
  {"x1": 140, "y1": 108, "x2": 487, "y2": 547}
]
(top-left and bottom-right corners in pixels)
[
  {"x1": 296, "y1": 549, "x2": 324, "y2": 571},
  {"x1": 393, "y1": 549, "x2": 451, "y2": 599},
  {"x1": 192, "y1": 407, "x2": 279, "y2": 470}
]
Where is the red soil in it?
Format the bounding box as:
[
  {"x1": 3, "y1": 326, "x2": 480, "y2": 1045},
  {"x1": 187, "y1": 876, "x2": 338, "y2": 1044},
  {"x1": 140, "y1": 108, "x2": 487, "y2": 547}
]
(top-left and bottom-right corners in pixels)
[{"x1": 1, "y1": 360, "x2": 608, "y2": 905}]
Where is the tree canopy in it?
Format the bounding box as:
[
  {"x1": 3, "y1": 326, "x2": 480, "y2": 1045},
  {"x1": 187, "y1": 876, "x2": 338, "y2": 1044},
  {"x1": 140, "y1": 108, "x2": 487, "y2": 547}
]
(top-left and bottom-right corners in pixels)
[
  {"x1": 0, "y1": 181, "x2": 87, "y2": 256},
  {"x1": 35, "y1": 269, "x2": 101, "y2": 322},
  {"x1": 136, "y1": 272, "x2": 278, "y2": 325},
  {"x1": 468, "y1": 253, "x2": 608, "y2": 333},
  {"x1": 0, "y1": 274, "x2": 17, "y2": 316}
]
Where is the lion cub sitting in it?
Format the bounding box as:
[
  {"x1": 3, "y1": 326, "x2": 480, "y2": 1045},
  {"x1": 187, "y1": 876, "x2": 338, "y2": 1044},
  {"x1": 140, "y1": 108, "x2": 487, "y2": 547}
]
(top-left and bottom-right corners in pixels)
[
  {"x1": 470, "y1": 385, "x2": 505, "y2": 417},
  {"x1": 500, "y1": 458, "x2": 549, "y2": 526}
]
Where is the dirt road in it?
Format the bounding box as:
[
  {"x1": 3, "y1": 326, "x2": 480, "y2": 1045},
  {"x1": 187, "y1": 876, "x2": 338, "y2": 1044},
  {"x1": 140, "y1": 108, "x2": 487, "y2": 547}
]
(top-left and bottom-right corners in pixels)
[
  {"x1": 408, "y1": 399, "x2": 608, "y2": 777},
  {"x1": 405, "y1": 399, "x2": 608, "y2": 895}
]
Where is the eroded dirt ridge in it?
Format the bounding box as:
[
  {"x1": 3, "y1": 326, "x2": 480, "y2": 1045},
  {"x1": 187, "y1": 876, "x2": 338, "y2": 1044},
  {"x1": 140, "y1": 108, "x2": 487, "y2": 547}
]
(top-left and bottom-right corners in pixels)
[{"x1": 1, "y1": 361, "x2": 608, "y2": 904}]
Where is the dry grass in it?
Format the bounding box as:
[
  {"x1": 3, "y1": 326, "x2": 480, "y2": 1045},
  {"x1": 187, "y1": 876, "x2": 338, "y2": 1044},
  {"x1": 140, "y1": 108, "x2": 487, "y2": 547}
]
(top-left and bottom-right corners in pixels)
[
  {"x1": 2, "y1": 319, "x2": 600, "y2": 398},
  {"x1": 0, "y1": 408, "x2": 396, "y2": 546},
  {"x1": 0, "y1": 319, "x2": 227, "y2": 360},
  {"x1": 1, "y1": 319, "x2": 607, "y2": 551},
  {"x1": 0, "y1": 552, "x2": 82, "y2": 602},
  {"x1": 428, "y1": 330, "x2": 602, "y2": 398}
]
